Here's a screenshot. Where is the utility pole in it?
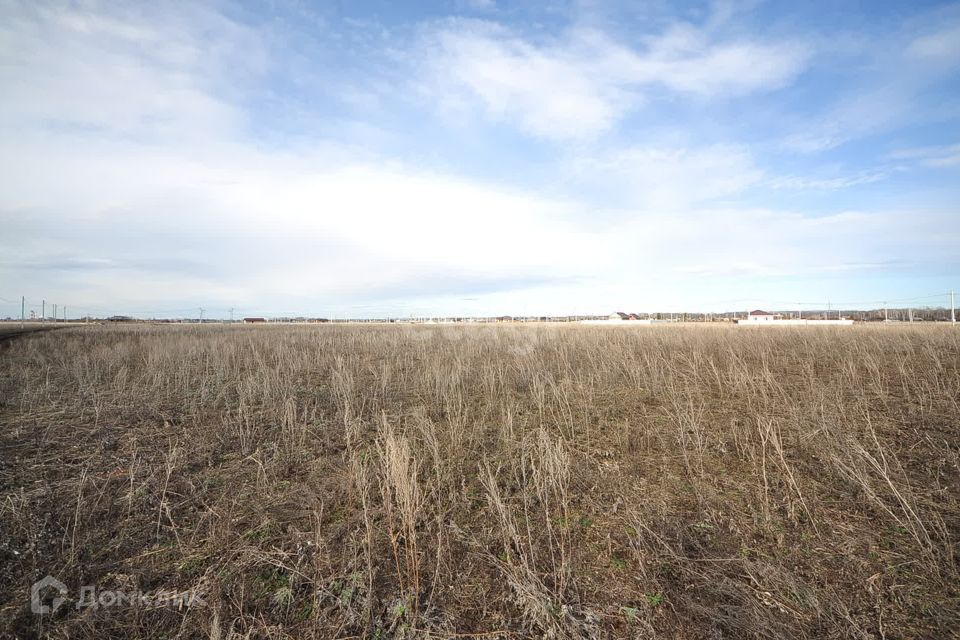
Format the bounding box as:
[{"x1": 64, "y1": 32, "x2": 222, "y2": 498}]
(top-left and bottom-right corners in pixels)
[
  {"x1": 952, "y1": 290, "x2": 956, "y2": 323},
  {"x1": 229, "y1": 308, "x2": 234, "y2": 324},
  {"x1": 199, "y1": 307, "x2": 204, "y2": 324},
  {"x1": 908, "y1": 307, "x2": 913, "y2": 323},
  {"x1": 63, "y1": 306, "x2": 66, "y2": 322},
  {"x1": 53, "y1": 303, "x2": 57, "y2": 323},
  {"x1": 42, "y1": 299, "x2": 45, "y2": 323},
  {"x1": 883, "y1": 302, "x2": 888, "y2": 323},
  {"x1": 21, "y1": 296, "x2": 25, "y2": 328}
]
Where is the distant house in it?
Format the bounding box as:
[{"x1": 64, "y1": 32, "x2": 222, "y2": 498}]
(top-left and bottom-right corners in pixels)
[
  {"x1": 736, "y1": 309, "x2": 854, "y2": 326},
  {"x1": 243, "y1": 317, "x2": 266, "y2": 323},
  {"x1": 744, "y1": 310, "x2": 781, "y2": 322},
  {"x1": 609, "y1": 312, "x2": 630, "y2": 320}
]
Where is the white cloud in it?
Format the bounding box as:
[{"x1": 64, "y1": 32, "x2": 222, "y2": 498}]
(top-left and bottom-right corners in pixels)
[
  {"x1": 766, "y1": 170, "x2": 889, "y2": 190},
  {"x1": 600, "y1": 206, "x2": 958, "y2": 280},
  {"x1": 781, "y1": 85, "x2": 917, "y2": 153},
  {"x1": 457, "y1": 0, "x2": 497, "y2": 12},
  {"x1": 908, "y1": 24, "x2": 960, "y2": 63},
  {"x1": 5, "y1": 87, "x2": 950, "y2": 315},
  {"x1": 3, "y1": 121, "x2": 954, "y2": 315},
  {"x1": 6, "y1": 129, "x2": 953, "y2": 315},
  {"x1": 888, "y1": 143, "x2": 960, "y2": 168},
  {"x1": 781, "y1": 13, "x2": 960, "y2": 154},
  {"x1": 0, "y1": 3, "x2": 264, "y2": 142},
  {"x1": 0, "y1": 129, "x2": 608, "y2": 311},
  {"x1": 625, "y1": 24, "x2": 809, "y2": 96},
  {"x1": 425, "y1": 24, "x2": 624, "y2": 140},
  {"x1": 568, "y1": 145, "x2": 762, "y2": 209},
  {"x1": 420, "y1": 20, "x2": 809, "y2": 140}
]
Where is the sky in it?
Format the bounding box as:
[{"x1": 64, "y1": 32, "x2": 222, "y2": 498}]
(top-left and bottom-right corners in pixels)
[{"x1": 1, "y1": 0, "x2": 958, "y2": 319}]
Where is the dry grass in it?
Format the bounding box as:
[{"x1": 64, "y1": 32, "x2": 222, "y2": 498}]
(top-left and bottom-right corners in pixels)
[{"x1": 0, "y1": 323, "x2": 958, "y2": 638}]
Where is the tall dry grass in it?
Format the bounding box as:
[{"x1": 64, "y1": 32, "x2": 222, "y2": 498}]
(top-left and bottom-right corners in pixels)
[{"x1": 0, "y1": 323, "x2": 958, "y2": 638}]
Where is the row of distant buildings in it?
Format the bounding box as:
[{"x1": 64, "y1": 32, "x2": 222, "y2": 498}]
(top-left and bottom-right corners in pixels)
[
  {"x1": 244, "y1": 315, "x2": 613, "y2": 324},
  {"x1": 735, "y1": 310, "x2": 853, "y2": 326},
  {"x1": 598, "y1": 310, "x2": 848, "y2": 323},
  {"x1": 601, "y1": 308, "x2": 954, "y2": 323},
  {"x1": 19, "y1": 307, "x2": 946, "y2": 324}
]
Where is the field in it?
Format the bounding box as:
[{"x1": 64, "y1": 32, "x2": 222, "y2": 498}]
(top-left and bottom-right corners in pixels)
[
  {"x1": 1, "y1": 324, "x2": 958, "y2": 639},
  {"x1": 0, "y1": 325, "x2": 63, "y2": 343}
]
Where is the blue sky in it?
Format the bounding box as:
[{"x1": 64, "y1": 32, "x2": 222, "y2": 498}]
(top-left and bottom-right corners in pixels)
[{"x1": 1, "y1": 0, "x2": 958, "y2": 318}]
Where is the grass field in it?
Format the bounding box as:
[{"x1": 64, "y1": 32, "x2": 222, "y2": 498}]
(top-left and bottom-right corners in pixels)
[
  {"x1": 0, "y1": 324, "x2": 59, "y2": 341},
  {"x1": 1, "y1": 324, "x2": 958, "y2": 638}
]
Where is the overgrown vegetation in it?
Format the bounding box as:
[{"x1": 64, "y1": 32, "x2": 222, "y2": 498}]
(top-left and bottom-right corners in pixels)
[{"x1": 1, "y1": 324, "x2": 958, "y2": 638}]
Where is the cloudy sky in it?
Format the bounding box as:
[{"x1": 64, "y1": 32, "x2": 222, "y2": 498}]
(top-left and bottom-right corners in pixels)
[{"x1": 1, "y1": 0, "x2": 958, "y2": 318}]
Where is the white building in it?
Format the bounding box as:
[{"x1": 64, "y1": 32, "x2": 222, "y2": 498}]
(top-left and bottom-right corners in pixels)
[
  {"x1": 743, "y1": 310, "x2": 780, "y2": 322},
  {"x1": 735, "y1": 309, "x2": 854, "y2": 326}
]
